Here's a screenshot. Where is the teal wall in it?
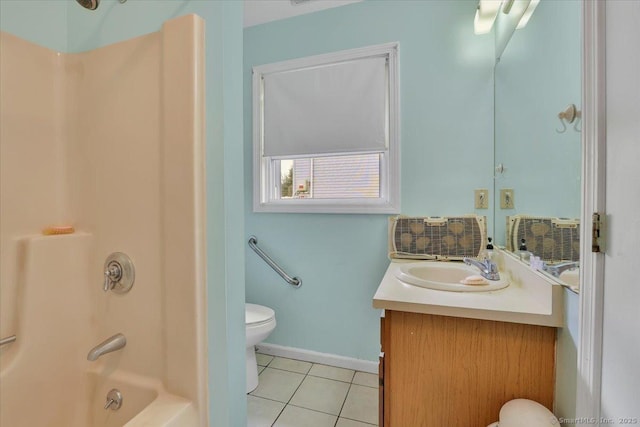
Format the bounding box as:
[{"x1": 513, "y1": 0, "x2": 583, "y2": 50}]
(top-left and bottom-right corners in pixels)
[
  {"x1": 494, "y1": 1, "x2": 581, "y2": 421},
  {"x1": 1, "y1": 1, "x2": 246, "y2": 426},
  {"x1": 494, "y1": 0, "x2": 581, "y2": 244},
  {"x1": 0, "y1": 0, "x2": 68, "y2": 51},
  {"x1": 244, "y1": 0, "x2": 494, "y2": 362},
  {"x1": 66, "y1": 0, "x2": 194, "y2": 52}
]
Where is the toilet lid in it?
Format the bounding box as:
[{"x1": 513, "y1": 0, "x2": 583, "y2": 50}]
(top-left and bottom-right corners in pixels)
[
  {"x1": 498, "y1": 399, "x2": 559, "y2": 427},
  {"x1": 246, "y1": 303, "x2": 275, "y2": 326}
]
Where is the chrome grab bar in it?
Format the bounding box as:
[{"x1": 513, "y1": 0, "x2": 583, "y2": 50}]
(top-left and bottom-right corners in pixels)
[
  {"x1": 248, "y1": 236, "x2": 301, "y2": 288},
  {"x1": 0, "y1": 335, "x2": 16, "y2": 347}
]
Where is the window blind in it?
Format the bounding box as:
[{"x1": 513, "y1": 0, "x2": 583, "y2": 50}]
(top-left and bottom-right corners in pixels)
[{"x1": 263, "y1": 56, "x2": 387, "y2": 157}]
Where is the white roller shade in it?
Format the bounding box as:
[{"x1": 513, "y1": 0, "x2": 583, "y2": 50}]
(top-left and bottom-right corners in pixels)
[{"x1": 263, "y1": 56, "x2": 387, "y2": 157}]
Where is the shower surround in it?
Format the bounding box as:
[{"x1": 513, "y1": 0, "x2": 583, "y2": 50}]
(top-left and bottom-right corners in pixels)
[{"x1": 0, "y1": 14, "x2": 207, "y2": 426}]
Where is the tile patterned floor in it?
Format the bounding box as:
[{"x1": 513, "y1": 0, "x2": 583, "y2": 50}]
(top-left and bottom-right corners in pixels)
[{"x1": 248, "y1": 353, "x2": 378, "y2": 427}]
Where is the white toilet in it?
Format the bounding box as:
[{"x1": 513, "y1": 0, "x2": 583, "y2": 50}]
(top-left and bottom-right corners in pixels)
[
  {"x1": 245, "y1": 303, "x2": 276, "y2": 393},
  {"x1": 487, "y1": 399, "x2": 559, "y2": 427}
]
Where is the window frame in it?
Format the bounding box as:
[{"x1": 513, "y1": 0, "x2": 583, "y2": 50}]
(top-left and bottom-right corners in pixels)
[{"x1": 252, "y1": 42, "x2": 400, "y2": 214}]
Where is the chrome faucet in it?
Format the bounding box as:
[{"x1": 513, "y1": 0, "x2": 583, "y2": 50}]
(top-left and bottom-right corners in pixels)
[
  {"x1": 463, "y1": 258, "x2": 501, "y2": 281},
  {"x1": 544, "y1": 261, "x2": 579, "y2": 277},
  {"x1": 87, "y1": 333, "x2": 126, "y2": 361}
]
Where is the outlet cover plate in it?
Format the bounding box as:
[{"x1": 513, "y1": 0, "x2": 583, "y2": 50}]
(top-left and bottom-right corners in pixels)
[
  {"x1": 475, "y1": 189, "x2": 489, "y2": 209},
  {"x1": 500, "y1": 188, "x2": 515, "y2": 209}
]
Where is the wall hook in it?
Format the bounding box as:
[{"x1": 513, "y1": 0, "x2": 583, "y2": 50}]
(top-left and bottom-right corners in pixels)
[{"x1": 556, "y1": 104, "x2": 582, "y2": 133}]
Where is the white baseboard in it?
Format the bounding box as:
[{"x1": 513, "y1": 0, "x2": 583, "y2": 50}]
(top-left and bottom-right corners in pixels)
[{"x1": 256, "y1": 343, "x2": 378, "y2": 374}]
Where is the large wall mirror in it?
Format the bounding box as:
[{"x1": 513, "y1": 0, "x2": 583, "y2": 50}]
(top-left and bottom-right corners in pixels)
[{"x1": 493, "y1": 0, "x2": 582, "y2": 289}]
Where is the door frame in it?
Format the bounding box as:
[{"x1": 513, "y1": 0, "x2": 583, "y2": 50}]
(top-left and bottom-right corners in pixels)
[{"x1": 577, "y1": 0, "x2": 606, "y2": 422}]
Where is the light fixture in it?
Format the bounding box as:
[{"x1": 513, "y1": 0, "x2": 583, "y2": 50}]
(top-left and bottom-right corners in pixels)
[
  {"x1": 474, "y1": 0, "x2": 540, "y2": 34},
  {"x1": 473, "y1": 0, "x2": 502, "y2": 35},
  {"x1": 516, "y1": 0, "x2": 540, "y2": 29},
  {"x1": 502, "y1": 0, "x2": 515, "y2": 14}
]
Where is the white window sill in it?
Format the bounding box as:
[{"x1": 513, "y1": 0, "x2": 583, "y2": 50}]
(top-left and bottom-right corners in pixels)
[{"x1": 253, "y1": 200, "x2": 400, "y2": 214}]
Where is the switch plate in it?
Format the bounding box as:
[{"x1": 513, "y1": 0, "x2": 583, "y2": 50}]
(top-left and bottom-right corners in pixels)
[
  {"x1": 474, "y1": 189, "x2": 489, "y2": 209},
  {"x1": 500, "y1": 188, "x2": 515, "y2": 209}
]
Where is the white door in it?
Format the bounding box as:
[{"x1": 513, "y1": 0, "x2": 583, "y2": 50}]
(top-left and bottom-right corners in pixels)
[
  {"x1": 579, "y1": 1, "x2": 640, "y2": 423},
  {"x1": 600, "y1": 0, "x2": 640, "y2": 422}
]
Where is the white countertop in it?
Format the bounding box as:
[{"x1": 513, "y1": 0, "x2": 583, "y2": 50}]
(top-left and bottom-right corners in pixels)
[{"x1": 372, "y1": 250, "x2": 564, "y2": 327}]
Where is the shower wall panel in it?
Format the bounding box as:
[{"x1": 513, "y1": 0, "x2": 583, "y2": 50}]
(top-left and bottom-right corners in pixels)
[
  {"x1": 68, "y1": 28, "x2": 165, "y2": 380},
  {"x1": 0, "y1": 32, "x2": 71, "y2": 341},
  {"x1": 67, "y1": 14, "x2": 207, "y2": 420},
  {"x1": 0, "y1": 14, "x2": 206, "y2": 426}
]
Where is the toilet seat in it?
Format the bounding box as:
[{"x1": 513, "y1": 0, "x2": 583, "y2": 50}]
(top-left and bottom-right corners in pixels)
[
  {"x1": 246, "y1": 303, "x2": 275, "y2": 327},
  {"x1": 493, "y1": 399, "x2": 559, "y2": 427}
]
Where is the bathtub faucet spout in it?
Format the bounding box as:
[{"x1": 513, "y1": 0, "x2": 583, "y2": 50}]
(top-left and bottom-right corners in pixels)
[{"x1": 87, "y1": 333, "x2": 126, "y2": 361}]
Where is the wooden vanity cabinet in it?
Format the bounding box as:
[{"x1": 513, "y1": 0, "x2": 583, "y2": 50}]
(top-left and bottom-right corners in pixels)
[{"x1": 379, "y1": 310, "x2": 556, "y2": 427}]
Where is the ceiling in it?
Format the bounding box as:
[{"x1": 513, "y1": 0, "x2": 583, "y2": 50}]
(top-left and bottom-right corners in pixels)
[{"x1": 243, "y1": 0, "x2": 363, "y2": 28}]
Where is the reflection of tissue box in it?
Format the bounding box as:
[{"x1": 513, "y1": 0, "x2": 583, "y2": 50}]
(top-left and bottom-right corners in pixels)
[
  {"x1": 506, "y1": 215, "x2": 580, "y2": 263},
  {"x1": 389, "y1": 215, "x2": 486, "y2": 261}
]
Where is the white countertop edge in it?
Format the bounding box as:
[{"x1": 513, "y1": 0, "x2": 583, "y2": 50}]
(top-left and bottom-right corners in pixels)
[
  {"x1": 372, "y1": 250, "x2": 564, "y2": 328},
  {"x1": 372, "y1": 297, "x2": 562, "y2": 328}
]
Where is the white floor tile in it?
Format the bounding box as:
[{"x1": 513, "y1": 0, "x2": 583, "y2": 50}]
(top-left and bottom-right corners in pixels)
[
  {"x1": 308, "y1": 363, "x2": 355, "y2": 383},
  {"x1": 256, "y1": 353, "x2": 274, "y2": 367},
  {"x1": 340, "y1": 384, "x2": 378, "y2": 425},
  {"x1": 289, "y1": 375, "x2": 350, "y2": 415},
  {"x1": 258, "y1": 365, "x2": 266, "y2": 375},
  {"x1": 250, "y1": 367, "x2": 305, "y2": 403},
  {"x1": 269, "y1": 357, "x2": 313, "y2": 374},
  {"x1": 352, "y1": 372, "x2": 378, "y2": 388},
  {"x1": 336, "y1": 418, "x2": 377, "y2": 427},
  {"x1": 247, "y1": 395, "x2": 285, "y2": 427},
  {"x1": 273, "y1": 405, "x2": 337, "y2": 427}
]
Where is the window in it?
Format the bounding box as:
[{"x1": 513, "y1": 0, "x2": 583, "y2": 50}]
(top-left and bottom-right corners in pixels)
[{"x1": 252, "y1": 42, "x2": 400, "y2": 214}]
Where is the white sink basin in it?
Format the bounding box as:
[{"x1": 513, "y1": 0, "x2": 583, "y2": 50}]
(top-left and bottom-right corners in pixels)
[{"x1": 394, "y1": 262, "x2": 509, "y2": 292}]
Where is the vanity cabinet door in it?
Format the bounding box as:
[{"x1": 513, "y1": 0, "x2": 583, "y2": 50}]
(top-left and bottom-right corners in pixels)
[
  {"x1": 379, "y1": 351, "x2": 385, "y2": 427},
  {"x1": 379, "y1": 312, "x2": 388, "y2": 427},
  {"x1": 384, "y1": 310, "x2": 556, "y2": 427}
]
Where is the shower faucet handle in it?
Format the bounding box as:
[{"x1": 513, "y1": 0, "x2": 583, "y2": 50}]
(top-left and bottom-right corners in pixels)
[
  {"x1": 103, "y1": 263, "x2": 122, "y2": 292},
  {"x1": 102, "y1": 253, "x2": 135, "y2": 294}
]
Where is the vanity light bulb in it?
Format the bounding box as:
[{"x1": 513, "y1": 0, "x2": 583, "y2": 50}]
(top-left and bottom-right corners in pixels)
[
  {"x1": 474, "y1": 9, "x2": 492, "y2": 34},
  {"x1": 474, "y1": 0, "x2": 501, "y2": 35},
  {"x1": 517, "y1": 0, "x2": 540, "y2": 29}
]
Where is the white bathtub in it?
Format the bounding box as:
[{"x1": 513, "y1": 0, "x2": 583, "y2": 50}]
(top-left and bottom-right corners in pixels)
[
  {"x1": 0, "y1": 234, "x2": 199, "y2": 427},
  {"x1": 0, "y1": 365, "x2": 196, "y2": 427},
  {"x1": 88, "y1": 369, "x2": 198, "y2": 427}
]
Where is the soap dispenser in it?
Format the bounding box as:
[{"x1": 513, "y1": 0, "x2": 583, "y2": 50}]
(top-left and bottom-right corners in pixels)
[
  {"x1": 517, "y1": 238, "x2": 532, "y2": 263},
  {"x1": 485, "y1": 237, "x2": 494, "y2": 260},
  {"x1": 518, "y1": 238, "x2": 527, "y2": 251}
]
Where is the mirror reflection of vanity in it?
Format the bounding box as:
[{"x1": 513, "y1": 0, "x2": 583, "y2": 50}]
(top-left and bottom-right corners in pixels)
[{"x1": 493, "y1": 0, "x2": 582, "y2": 289}]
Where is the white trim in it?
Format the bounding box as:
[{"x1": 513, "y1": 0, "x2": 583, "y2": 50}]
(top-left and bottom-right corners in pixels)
[
  {"x1": 254, "y1": 42, "x2": 398, "y2": 76},
  {"x1": 252, "y1": 42, "x2": 400, "y2": 214},
  {"x1": 252, "y1": 70, "x2": 264, "y2": 213},
  {"x1": 253, "y1": 195, "x2": 399, "y2": 214},
  {"x1": 256, "y1": 342, "x2": 379, "y2": 374},
  {"x1": 576, "y1": 0, "x2": 606, "y2": 423}
]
